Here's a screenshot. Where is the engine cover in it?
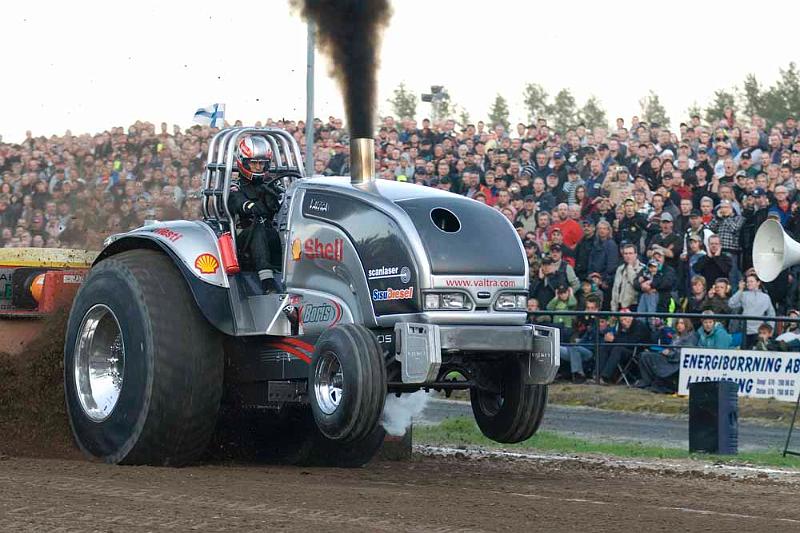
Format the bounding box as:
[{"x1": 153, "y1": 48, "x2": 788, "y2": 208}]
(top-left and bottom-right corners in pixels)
[
  {"x1": 286, "y1": 177, "x2": 529, "y2": 326},
  {"x1": 395, "y1": 196, "x2": 526, "y2": 276},
  {"x1": 297, "y1": 190, "x2": 421, "y2": 316}
]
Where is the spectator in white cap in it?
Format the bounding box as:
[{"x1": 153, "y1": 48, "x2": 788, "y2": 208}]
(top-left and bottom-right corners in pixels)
[{"x1": 768, "y1": 185, "x2": 792, "y2": 226}]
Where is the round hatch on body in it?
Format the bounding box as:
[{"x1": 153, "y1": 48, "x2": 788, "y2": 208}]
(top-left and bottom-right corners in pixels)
[{"x1": 430, "y1": 208, "x2": 461, "y2": 233}]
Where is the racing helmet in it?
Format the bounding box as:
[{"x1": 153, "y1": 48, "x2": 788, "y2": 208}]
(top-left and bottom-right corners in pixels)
[{"x1": 236, "y1": 136, "x2": 272, "y2": 180}]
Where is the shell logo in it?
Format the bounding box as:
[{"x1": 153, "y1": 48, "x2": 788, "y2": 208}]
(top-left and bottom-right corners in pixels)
[
  {"x1": 291, "y1": 238, "x2": 302, "y2": 261},
  {"x1": 194, "y1": 253, "x2": 219, "y2": 274}
]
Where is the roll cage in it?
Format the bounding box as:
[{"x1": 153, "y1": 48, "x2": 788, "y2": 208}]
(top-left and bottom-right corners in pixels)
[{"x1": 202, "y1": 127, "x2": 306, "y2": 247}]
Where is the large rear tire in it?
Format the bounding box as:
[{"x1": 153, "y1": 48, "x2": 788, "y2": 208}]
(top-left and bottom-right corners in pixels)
[
  {"x1": 64, "y1": 249, "x2": 223, "y2": 465},
  {"x1": 309, "y1": 324, "x2": 386, "y2": 443},
  {"x1": 470, "y1": 356, "x2": 548, "y2": 443}
]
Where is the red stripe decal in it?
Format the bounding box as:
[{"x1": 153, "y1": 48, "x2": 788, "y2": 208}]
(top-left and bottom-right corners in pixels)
[
  {"x1": 239, "y1": 139, "x2": 253, "y2": 157},
  {"x1": 332, "y1": 301, "x2": 342, "y2": 326},
  {"x1": 271, "y1": 342, "x2": 311, "y2": 364},
  {"x1": 282, "y1": 337, "x2": 316, "y2": 352}
]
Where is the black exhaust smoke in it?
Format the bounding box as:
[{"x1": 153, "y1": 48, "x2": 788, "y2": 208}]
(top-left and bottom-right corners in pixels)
[{"x1": 291, "y1": 0, "x2": 393, "y2": 139}]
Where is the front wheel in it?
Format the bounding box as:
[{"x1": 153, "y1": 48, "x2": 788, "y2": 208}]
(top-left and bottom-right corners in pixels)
[
  {"x1": 470, "y1": 356, "x2": 548, "y2": 443},
  {"x1": 286, "y1": 406, "x2": 387, "y2": 468},
  {"x1": 212, "y1": 405, "x2": 386, "y2": 468},
  {"x1": 309, "y1": 324, "x2": 386, "y2": 442}
]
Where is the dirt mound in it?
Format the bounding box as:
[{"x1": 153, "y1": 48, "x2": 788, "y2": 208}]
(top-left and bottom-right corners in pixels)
[{"x1": 0, "y1": 311, "x2": 80, "y2": 459}]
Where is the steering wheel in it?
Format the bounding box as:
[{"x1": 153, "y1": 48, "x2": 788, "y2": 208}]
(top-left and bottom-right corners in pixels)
[{"x1": 264, "y1": 171, "x2": 301, "y2": 207}]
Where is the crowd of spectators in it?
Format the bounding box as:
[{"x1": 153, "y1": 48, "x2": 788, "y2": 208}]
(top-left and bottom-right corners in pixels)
[{"x1": 3, "y1": 108, "x2": 800, "y2": 391}]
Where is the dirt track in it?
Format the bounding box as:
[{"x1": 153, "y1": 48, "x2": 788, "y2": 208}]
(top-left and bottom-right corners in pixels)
[
  {"x1": 2, "y1": 451, "x2": 799, "y2": 532},
  {"x1": 3, "y1": 317, "x2": 800, "y2": 532}
]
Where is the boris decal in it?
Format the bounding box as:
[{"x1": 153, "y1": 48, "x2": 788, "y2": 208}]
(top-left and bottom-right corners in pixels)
[{"x1": 299, "y1": 301, "x2": 342, "y2": 327}]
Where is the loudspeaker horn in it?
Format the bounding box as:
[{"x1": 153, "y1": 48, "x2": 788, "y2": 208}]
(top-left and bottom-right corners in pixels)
[{"x1": 753, "y1": 218, "x2": 800, "y2": 282}]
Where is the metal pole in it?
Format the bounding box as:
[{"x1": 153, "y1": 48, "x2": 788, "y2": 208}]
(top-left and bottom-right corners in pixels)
[
  {"x1": 783, "y1": 390, "x2": 800, "y2": 456},
  {"x1": 594, "y1": 315, "x2": 600, "y2": 384},
  {"x1": 304, "y1": 21, "x2": 315, "y2": 177}
]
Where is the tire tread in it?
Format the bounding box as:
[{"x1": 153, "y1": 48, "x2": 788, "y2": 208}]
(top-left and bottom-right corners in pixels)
[
  {"x1": 309, "y1": 324, "x2": 386, "y2": 443},
  {"x1": 68, "y1": 249, "x2": 223, "y2": 466},
  {"x1": 470, "y1": 357, "x2": 548, "y2": 444}
]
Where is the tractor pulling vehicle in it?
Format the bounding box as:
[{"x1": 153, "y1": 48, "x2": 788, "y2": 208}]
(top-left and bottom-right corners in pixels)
[{"x1": 64, "y1": 128, "x2": 559, "y2": 467}]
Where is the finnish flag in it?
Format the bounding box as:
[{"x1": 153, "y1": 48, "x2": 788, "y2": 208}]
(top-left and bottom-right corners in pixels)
[{"x1": 193, "y1": 103, "x2": 226, "y2": 128}]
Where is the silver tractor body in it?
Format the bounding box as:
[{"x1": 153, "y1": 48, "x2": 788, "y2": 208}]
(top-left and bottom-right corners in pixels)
[{"x1": 98, "y1": 128, "x2": 559, "y2": 397}]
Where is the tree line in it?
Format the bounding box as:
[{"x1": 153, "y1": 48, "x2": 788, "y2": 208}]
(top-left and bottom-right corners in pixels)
[{"x1": 387, "y1": 62, "x2": 800, "y2": 131}]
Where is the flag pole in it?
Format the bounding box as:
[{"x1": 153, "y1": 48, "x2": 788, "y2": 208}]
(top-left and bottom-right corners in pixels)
[{"x1": 304, "y1": 21, "x2": 315, "y2": 177}]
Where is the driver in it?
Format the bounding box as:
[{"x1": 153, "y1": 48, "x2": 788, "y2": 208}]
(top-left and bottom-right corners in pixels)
[{"x1": 228, "y1": 136, "x2": 282, "y2": 293}]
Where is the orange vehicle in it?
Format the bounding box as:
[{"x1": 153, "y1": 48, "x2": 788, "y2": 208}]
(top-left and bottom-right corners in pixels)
[{"x1": 0, "y1": 248, "x2": 95, "y2": 355}]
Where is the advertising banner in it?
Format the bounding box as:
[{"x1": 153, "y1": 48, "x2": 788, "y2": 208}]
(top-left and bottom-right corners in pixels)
[{"x1": 679, "y1": 348, "x2": 800, "y2": 401}]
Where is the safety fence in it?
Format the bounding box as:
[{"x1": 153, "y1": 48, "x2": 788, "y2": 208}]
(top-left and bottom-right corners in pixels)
[
  {"x1": 531, "y1": 309, "x2": 800, "y2": 384},
  {"x1": 533, "y1": 309, "x2": 800, "y2": 457}
]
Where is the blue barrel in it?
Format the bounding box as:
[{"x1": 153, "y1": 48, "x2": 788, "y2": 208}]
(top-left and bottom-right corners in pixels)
[{"x1": 688, "y1": 381, "x2": 738, "y2": 454}]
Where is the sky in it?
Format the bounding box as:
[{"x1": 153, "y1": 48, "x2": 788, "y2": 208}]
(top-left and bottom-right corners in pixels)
[{"x1": 2, "y1": 0, "x2": 799, "y2": 142}]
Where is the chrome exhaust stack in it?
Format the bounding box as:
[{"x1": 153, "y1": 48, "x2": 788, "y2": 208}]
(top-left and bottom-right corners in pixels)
[{"x1": 350, "y1": 138, "x2": 375, "y2": 185}]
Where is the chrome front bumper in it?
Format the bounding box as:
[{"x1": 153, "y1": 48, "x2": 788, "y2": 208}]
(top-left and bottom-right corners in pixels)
[{"x1": 393, "y1": 322, "x2": 560, "y2": 385}]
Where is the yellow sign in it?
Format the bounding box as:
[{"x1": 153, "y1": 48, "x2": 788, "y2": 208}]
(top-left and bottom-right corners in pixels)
[{"x1": 0, "y1": 248, "x2": 96, "y2": 268}]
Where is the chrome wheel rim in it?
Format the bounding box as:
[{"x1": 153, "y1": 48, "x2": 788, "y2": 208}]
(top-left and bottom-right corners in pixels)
[
  {"x1": 314, "y1": 350, "x2": 343, "y2": 415},
  {"x1": 74, "y1": 304, "x2": 125, "y2": 422}
]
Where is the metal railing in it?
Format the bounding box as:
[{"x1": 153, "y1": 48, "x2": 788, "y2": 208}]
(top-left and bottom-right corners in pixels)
[{"x1": 534, "y1": 308, "x2": 800, "y2": 457}]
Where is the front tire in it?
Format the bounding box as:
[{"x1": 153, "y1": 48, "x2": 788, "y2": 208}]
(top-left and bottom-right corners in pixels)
[
  {"x1": 307, "y1": 419, "x2": 386, "y2": 467},
  {"x1": 470, "y1": 356, "x2": 548, "y2": 443},
  {"x1": 309, "y1": 324, "x2": 386, "y2": 442},
  {"x1": 269, "y1": 405, "x2": 386, "y2": 467},
  {"x1": 64, "y1": 250, "x2": 223, "y2": 465},
  {"x1": 213, "y1": 405, "x2": 386, "y2": 468}
]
